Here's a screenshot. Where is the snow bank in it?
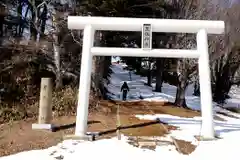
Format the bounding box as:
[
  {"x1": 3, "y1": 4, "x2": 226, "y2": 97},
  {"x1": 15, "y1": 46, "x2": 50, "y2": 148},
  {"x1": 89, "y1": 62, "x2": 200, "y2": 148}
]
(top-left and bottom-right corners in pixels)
[
  {"x1": 2, "y1": 114, "x2": 240, "y2": 160},
  {"x1": 107, "y1": 63, "x2": 240, "y2": 112}
]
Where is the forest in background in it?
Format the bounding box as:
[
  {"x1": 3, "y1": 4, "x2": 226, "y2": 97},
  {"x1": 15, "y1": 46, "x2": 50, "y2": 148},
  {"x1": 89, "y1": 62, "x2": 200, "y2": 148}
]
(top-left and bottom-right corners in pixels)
[{"x1": 0, "y1": 0, "x2": 239, "y2": 123}]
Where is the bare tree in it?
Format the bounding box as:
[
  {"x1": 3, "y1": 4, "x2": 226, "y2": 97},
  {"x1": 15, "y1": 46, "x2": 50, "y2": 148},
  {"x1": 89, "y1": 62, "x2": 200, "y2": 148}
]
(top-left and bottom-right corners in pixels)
[
  {"x1": 169, "y1": 0, "x2": 200, "y2": 107},
  {"x1": 172, "y1": 0, "x2": 240, "y2": 106},
  {"x1": 208, "y1": 3, "x2": 240, "y2": 102},
  {"x1": 51, "y1": 7, "x2": 62, "y2": 89}
]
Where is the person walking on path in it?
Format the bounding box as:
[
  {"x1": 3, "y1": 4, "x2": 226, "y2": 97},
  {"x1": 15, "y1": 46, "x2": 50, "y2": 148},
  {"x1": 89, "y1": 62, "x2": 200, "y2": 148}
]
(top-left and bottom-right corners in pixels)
[{"x1": 121, "y1": 81, "x2": 130, "y2": 101}]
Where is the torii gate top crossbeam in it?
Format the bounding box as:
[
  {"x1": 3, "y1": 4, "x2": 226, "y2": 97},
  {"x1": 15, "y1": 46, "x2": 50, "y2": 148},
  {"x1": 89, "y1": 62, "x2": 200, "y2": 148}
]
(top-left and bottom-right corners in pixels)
[{"x1": 68, "y1": 16, "x2": 225, "y2": 34}]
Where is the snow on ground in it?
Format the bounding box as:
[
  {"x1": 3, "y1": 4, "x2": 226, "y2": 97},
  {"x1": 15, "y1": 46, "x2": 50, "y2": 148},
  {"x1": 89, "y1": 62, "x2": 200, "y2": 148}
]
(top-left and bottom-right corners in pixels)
[
  {"x1": 1, "y1": 114, "x2": 240, "y2": 160},
  {"x1": 136, "y1": 114, "x2": 240, "y2": 143},
  {"x1": 136, "y1": 113, "x2": 240, "y2": 160},
  {"x1": 224, "y1": 86, "x2": 240, "y2": 108},
  {"x1": 1, "y1": 60, "x2": 240, "y2": 160},
  {"x1": 107, "y1": 62, "x2": 240, "y2": 112}
]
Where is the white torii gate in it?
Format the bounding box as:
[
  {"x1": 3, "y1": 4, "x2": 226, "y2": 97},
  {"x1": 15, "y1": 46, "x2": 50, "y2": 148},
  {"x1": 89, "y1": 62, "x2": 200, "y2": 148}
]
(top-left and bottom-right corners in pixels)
[{"x1": 68, "y1": 16, "x2": 225, "y2": 139}]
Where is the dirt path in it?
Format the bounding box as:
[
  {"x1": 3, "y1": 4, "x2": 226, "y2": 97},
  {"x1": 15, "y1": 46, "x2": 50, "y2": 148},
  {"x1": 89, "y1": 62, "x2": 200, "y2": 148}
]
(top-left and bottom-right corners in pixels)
[{"x1": 0, "y1": 101, "x2": 202, "y2": 157}]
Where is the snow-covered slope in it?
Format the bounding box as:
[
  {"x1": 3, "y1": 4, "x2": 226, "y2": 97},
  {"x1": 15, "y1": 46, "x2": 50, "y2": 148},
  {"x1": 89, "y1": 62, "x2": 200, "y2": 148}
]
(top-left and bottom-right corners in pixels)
[{"x1": 107, "y1": 63, "x2": 240, "y2": 112}]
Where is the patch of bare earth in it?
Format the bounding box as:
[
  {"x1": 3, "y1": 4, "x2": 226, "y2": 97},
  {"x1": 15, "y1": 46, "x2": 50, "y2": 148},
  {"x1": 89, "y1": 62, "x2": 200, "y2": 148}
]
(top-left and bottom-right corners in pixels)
[
  {"x1": 174, "y1": 138, "x2": 196, "y2": 154},
  {"x1": 0, "y1": 101, "x2": 205, "y2": 156}
]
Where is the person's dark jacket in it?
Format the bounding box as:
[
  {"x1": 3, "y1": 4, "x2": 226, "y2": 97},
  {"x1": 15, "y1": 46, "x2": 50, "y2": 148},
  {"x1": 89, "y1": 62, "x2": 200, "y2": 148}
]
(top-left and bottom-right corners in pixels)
[{"x1": 121, "y1": 82, "x2": 129, "y2": 92}]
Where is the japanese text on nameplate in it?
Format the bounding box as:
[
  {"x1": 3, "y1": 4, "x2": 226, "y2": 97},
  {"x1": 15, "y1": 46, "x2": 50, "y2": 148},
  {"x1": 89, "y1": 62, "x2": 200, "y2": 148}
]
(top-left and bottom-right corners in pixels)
[{"x1": 142, "y1": 24, "x2": 152, "y2": 49}]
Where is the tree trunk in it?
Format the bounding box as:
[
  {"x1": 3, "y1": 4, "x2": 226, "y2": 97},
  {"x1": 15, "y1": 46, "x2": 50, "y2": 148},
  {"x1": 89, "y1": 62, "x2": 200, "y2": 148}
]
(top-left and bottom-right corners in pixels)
[
  {"x1": 147, "y1": 61, "x2": 152, "y2": 86},
  {"x1": 30, "y1": 0, "x2": 37, "y2": 40},
  {"x1": 174, "y1": 76, "x2": 188, "y2": 108},
  {"x1": 103, "y1": 56, "x2": 111, "y2": 79},
  {"x1": 91, "y1": 56, "x2": 99, "y2": 93},
  {"x1": 103, "y1": 33, "x2": 114, "y2": 79},
  {"x1": 155, "y1": 58, "x2": 164, "y2": 92},
  {"x1": 174, "y1": 60, "x2": 188, "y2": 108},
  {"x1": 0, "y1": 3, "x2": 6, "y2": 37},
  {"x1": 52, "y1": 7, "x2": 62, "y2": 89},
  {"x1": 53, "y1": 44, "x2": 62, "y2": 89},
  {"x1": 147, "y1": 70, "x2": 152, "y2": 86},
  {"x1": 92, "y1": 31, "x2": 108, "y2": 98},
  {"x1": 193, "y1": 80, "x2": 200, "y2": 96},
  {"x1": 135, "y1": 58, "x2": 142, "y2": 73},
  {"x1": 92, "y1": 56, "x2": 102, "y2": 97},
  {"x1": 213, "y1": 73, "x2": 231, "y2": 103},
  {"x1": 213, "y1": 64, "x2": 234, "y2": 103},
  {"x1": 129, "y1": 71, "x2": 132, "y2": 81},
  {"x1": 17, "y1": 0, "x2": 23, "y2": 36},
  {"x1": 39, "y1": 3, "x2": 47, "y2": 38},
  {"x1": 212, "y1": 50, "x2": 240, "y2": 102}
]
